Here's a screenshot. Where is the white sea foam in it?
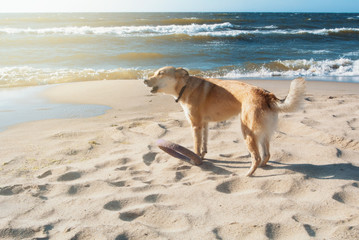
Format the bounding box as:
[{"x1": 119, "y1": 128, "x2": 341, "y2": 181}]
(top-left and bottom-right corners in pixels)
[
  {"x1": 219, "y1": 58, "x2": 359, "y2": 80},
  {"x1": 1, "y1": 58, "x2": 358, "y2": 87},
  {"x1": 255, "y1": 25, "x2": 278, "y2": 29},
  {"x1": 312, "y1": 50, "x2": 331, "y2": 54},
  {"x1": 1, "y1": 24, "x2": 357, "y2": 37},
  {"x1": 0, "y1": 22, "x2": 233, "y2": 36},
  {"x1": 0, "y1": 67, "x2": 150, "y2": 87},
  {"x1": 343, "y1": 51, "x2": 359, "y2": 57}
]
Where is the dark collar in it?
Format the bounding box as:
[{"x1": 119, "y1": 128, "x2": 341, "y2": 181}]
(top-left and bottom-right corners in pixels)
[{"x1": 175, "y1": 85, "x2": 187, "y2": 103}]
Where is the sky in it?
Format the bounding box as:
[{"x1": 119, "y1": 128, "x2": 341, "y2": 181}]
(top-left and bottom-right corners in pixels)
[{"x1": 0, "y1": 0, "x2": 358, "y2": 13}]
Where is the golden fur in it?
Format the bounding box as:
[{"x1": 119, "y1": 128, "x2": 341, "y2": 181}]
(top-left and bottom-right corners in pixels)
[{"x1": 144, "y1": 66, "x2": 306, "y2": 176}]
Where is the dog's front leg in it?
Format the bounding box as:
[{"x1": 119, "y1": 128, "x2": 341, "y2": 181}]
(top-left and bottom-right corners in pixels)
[
  {"x1": 201, "y1": 123, "x2": 208, "y2": 159},
  {"x1": 192, "y1": 125, "x2": 203, "y2": 157}
]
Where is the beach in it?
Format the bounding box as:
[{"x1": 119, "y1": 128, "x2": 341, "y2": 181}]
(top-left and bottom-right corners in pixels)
[
  {"x1": 1, "y1": 11, "x2": 359, "y2": 239},
  {"x1": 0, "y1": 79, "x2": 358, "y2": 239}
]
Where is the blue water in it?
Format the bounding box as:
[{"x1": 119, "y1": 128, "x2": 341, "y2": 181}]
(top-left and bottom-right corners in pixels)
[
  {"x1": 0, "y1": 12, "x2": 358, "y2": 86},
  {"x1": 0, "y1": 86, "x2": 110, "y2": 131}
]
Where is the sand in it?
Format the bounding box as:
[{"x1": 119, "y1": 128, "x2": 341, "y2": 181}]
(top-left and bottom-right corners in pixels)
[{"x1": 0, "y1": 79, "x2": 359, "y2": 239}]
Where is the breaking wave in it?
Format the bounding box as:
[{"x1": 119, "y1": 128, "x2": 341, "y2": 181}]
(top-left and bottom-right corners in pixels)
[
  {"x1": 0, "y1": 22, "x2": 233, "y2": 37},
  {"x1": 210, "y1": 58, "x2": 359, "y2": 79},
  {"x1": 1, "y1": 23, "x2": 358, "y2": 38},
  {"x1": 1, "y1": 58, "x2": 358, "y2": 87},
  {"x1": 0, "y1": 67, "x2": 151, "y2": 88}
]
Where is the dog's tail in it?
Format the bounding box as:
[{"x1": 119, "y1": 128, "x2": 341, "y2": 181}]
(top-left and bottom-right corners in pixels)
[{"x1": 272, "y1": 78, "x2": 306, "y2": 112}]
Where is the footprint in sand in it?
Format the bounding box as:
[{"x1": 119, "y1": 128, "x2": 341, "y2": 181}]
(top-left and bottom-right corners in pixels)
[
  {"x1": 68, "y1": 185, "x2": 78, "y2": 195},
  {"x1": 67, "y1": 184, "x2": 90, "y2": 195},
  {"x1": 119, "y1": 205, "x2": 190, "y2": 232},
  {"x1": 130, "y1": 122, "x2": 167, "y2": 138},
  {"x1": 104, "y1": 200, "x2": 122, "y2": 211},
  {"x1": 37, "y1": 170, "x2": 52, "y2": 179},
  {"x1": 144, "y1": 194, "x2": 161, "y2": 203},
  {"x1": 177, "y1": 165, "x2": 192, "y2": 171},
  {"x1": 215, "y1": 178, "x2": 256, "y2": 194},
  {"x1": 115, "y1": 233, "x2": 129, "y2": 240},
  {"x1": 175, "y1": 171, "x2": 185, "y2": 182},
  {"x1": 108, "y1": 180, "x2": 127, "y2": 187},
  {"x1": 261, "y1": 179, "x2": 294, "y2": 195},
  {"x1": 57, "y1": 171, "x2": 82, "y2": 181},
  {"x1": 265, "y1": 223, "x2": 281, "y2": 239},
  {"x1": 216, "y1": 179, "x2": 243, "y2": 194},
  {"x1": 142, "y1": 152, "x2": 157, "y2": 166},
  {"x1": 292, "y1": 215, "x2": 317, "y2": 237},
  {"x1": 304, "y1": 96, "x2": 314, "y2": 102},
  {"x1": 335, "y1": 148, "x2": 343, "y2": 158},
  {"x1": 266, "y1": 222, "x2": 315, "y2": 239},
  {"x1": 332, "y1": 188, "x2": 359, "y2": 206},
  {"x1": 303, "y1": 224, "x2": 316, "y2": 237},
  {"x1": 0, "y1": 184, "x2": 24, "y2": 196},
  {"x1": 115, "y1": 166, "x2": 129, "y2": 171},
  {"x1": 119, "y1": 209, "x2": 144, "y2": 221},
  {"x1": 347, "y1": 118, "x2": 357, "y2": 130}
]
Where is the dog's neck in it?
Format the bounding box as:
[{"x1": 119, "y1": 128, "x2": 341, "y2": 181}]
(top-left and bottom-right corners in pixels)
[
  {"x1": 174, "y1": 79, "x2": 188, "y2": 103},
  {"x1": 175, "y1": 85, "x2": 187, "y2": 103}
]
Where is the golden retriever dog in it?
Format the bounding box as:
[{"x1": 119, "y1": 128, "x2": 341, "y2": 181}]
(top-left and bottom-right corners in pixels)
[{"x1": 144, "y1": 66, "x2": 305, "y2": 176}]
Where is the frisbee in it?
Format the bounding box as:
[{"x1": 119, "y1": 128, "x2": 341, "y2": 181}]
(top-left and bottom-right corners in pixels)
[{"x1": 156, "y1": 139, "x2": 202, "y2": 165}]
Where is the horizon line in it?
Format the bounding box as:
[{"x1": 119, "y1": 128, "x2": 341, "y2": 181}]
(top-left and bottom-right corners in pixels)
[{"x1": 0, "y1": 11, "x2": 358, "y2": 14}]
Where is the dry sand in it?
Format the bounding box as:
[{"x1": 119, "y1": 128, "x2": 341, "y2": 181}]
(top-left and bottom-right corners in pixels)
[{"x1": 0, "y1": 79, "x2": 359, "y2": 239}]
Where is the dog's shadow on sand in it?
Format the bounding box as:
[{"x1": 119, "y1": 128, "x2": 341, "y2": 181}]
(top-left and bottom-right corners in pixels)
[
  {"x1": 271, "y1": 161, "x2": 359, "y2": 181},
  {"x1": 200, "y1": 155, "x2": 251, "y2": 176},
  {"x1": 202, "y1": 157, "x2": 359, "y2": 181}
]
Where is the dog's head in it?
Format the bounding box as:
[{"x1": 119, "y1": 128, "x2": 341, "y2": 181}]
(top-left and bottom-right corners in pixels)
[{"x1": 144, "y1": 66, "x2": 189, "y2": 96}]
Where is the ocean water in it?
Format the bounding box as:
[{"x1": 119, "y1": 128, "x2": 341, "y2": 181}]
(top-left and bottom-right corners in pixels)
[
  {"x1": 0, "y1": 86, "x2": 111, "y2": 131},
  {"x1": 1, "y1": 12, "x2": 359, "y2": 87}
]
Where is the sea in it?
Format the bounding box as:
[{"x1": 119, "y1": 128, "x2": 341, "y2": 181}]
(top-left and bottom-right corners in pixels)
[{"x1": 1, "y1": 12, "x2": 359, "y2": 87}]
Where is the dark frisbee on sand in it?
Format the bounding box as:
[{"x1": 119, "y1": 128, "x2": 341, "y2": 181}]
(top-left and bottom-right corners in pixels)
[{"x1": 156, "y1": 139, "x2": 202, "y2": 165}]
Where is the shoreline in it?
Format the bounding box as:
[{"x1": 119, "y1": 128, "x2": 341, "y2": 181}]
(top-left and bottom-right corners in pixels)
[{"x1": 42, "y1": 78, "x2": 359, "y2": 105}]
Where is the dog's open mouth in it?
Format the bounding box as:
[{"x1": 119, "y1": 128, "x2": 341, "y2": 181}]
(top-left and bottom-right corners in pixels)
[{"x1": 151, "y1": 86, "x2": 159, "y2": 93}]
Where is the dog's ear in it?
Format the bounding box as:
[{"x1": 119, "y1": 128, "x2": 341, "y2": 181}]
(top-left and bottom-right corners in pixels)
[{"x1": 175, "y1": 68, "x2": 189, "y2": 81}]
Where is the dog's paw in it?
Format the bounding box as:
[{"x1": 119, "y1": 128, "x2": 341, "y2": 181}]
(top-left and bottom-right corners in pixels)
[
  {"x1": 260, "y1": 162, "x2": 267, "y2": 167},
  {"x1": 200, "y1": 151, "x2": 207, "y2": 159}
]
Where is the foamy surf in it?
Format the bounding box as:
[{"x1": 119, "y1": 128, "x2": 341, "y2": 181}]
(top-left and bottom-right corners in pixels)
[
  {"x1": 1, "y1": 58, "x2": 358, "y2": 87},
  {"x1": 218, "y1": 59, "x2": 359, "y2": 79},
  {"x1": 0, "y1": 22, "x2": 234, "y2": 37},
  {"x1": 1, "y1": 25, "x2": 358, "y2": 38},
  {"x1": 0, "y1": 67, "x2": 150, "y2": 88}
]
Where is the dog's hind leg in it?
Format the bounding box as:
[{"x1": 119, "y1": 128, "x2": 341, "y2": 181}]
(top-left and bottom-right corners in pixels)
[
  {"x1": 245, "y1": 134, "x2": 261, "y2": 176},
  {"x1": 260, "y1": 137, "x2": 270, "y2": 167},
  {"x1": 201, "y1": 123, "x2": 208, "y2": 159},
  {"x1": 260, "y1": 112, "x2": 276, "y2": 167},
  {"x1": 241, "y1": 124, "x2": 261, "y2": 176}
]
